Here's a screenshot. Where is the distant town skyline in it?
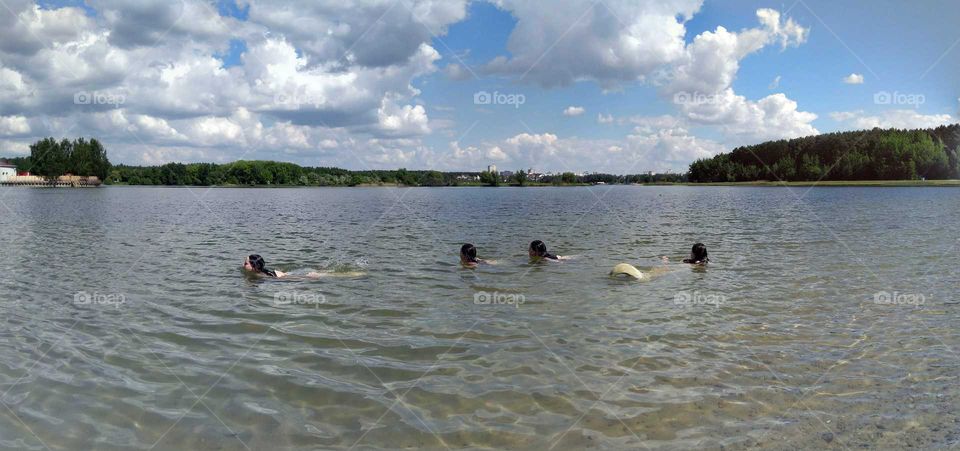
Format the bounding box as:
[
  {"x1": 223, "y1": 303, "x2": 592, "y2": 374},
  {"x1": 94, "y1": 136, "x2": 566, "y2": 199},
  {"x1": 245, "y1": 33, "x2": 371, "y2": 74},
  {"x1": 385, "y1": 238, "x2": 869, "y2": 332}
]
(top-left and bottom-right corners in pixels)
[{"x1": 0, "y1": 0, "x2": 957, "y2": 173}]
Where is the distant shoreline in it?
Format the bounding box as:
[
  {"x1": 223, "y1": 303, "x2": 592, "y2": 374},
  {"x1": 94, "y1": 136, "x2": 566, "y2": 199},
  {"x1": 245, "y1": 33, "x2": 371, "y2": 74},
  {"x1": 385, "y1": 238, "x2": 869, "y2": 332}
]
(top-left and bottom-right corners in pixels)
[{"x1": 90, "y1": 180, "x2": 960, "y2": 188}]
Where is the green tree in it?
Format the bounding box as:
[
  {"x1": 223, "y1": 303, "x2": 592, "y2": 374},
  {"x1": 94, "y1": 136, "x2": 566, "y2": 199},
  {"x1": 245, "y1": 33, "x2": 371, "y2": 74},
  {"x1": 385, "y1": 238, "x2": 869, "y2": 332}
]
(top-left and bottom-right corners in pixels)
[
  {"x1": 479, "y1": 170, "x2": 500, "y2": 186},
  {"x1": 512, "y1": 169, "x2": 527, "y2": 186}
]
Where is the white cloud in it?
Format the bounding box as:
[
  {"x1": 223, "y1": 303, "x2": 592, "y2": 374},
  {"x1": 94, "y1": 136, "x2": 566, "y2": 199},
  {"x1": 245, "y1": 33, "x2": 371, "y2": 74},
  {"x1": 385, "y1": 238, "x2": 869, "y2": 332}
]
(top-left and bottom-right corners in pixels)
[
  {"x1": 665, "y1": 8, "x2": 817, "y2": 146},
  {"x1": 437, "y1": 126, "x2": 724, "y2": 173},
  {"x1": 487, "y1": 146, "x2": 509, "y2": 161},
  {"x1": 0, "y1": 0, "x2": 466, "y2": 166},
  {"x1": 0, "y1": 0, "x2": 822, "y2": 171},
  {"x1": 843, "y1": 73, "x2": 864, "y2": 84},
  {"x1": 376, "y1": 99, "x2": 431, "y2": 136},
  {"x1": 830, "y1": 110, "x2": 954, "y2": 130},
  {"x1": 482, "y1": 0, "x2": 701, "y2": 88},
  {"x1": 0, "y1": 115, "x2": 30, "y2": 136}
]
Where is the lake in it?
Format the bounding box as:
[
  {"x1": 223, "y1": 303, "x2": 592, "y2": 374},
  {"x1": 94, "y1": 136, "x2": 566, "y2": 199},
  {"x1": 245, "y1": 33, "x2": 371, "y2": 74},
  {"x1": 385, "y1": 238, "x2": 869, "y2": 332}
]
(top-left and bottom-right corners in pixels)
[{"x1": 0, "y1": 185, "x2": 957, "y2": 450}]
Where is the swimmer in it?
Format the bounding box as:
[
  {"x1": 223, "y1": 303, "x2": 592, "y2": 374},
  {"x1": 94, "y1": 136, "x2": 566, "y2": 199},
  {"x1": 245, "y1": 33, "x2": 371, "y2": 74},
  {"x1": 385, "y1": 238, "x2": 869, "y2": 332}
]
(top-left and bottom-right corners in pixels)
[
  {"x1": 243, "y1": 254, "x2": 287, "y2": 278},
  {"x1": 610, "y1": 254, "x2": 674, "y2": 280},
  {"x1": 460, "y1": 243, "x2": 494, "y2": 267},
  {"x1": 682, "y1": 243, "x2": 709, "y2": 265},
  {"x1": 610, "y1": 263, "x2": 645, "y2": 279},
  {"x1": 528, "y1": 240, "x2": 564, "y2": 261}
]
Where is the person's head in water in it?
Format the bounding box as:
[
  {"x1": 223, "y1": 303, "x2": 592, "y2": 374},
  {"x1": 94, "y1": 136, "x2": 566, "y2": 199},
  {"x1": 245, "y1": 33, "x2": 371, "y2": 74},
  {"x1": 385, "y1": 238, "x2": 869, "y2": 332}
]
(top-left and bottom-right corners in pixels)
[
  {"x1": 683, "y1": 243, "x2": 708, "y2": 265},
  {"x1": 529, "y1": 240, "x2": 557, "y2": 260},
  {"x1": 244, "y1": 254, "x2": 278, "y2": 277},
  {"x1": 460, "y1": 243, "x2": 479, "y2": 266}
]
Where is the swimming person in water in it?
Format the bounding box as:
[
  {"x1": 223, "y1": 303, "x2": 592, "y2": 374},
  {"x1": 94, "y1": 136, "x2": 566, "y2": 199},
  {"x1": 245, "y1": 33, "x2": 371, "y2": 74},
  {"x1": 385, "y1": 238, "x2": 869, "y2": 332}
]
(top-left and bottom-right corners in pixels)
[
  {"x1": 529, "y1": 240, "x2": 564, "y2": 261},
  {"x1": 610, "y1": 262, "x2": 645, "y2": 279},
  {"x1": 682, "y1": 243, "x2": 709, "y2": 265},
  {"x1": 243, "y1": 254, "x2": 286, "y2": 278},
  {"x1": 460, "y1": 243, "x2": 497, "y2": 267},
  {"x1": 610, "y1": 251, "x2": 679, "y2": 280}
]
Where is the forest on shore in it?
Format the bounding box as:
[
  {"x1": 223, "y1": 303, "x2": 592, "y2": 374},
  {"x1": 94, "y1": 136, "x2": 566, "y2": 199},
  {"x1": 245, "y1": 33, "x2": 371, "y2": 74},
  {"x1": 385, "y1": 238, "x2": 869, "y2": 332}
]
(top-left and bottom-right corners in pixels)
[
  {"x1": 4, "y1": 141, "x2": 684, "y2": 186},
  {"x1": 3, "y1": 138, "x2": 113, "y2": 180},
  {"x1": 10, "y1": 124, "x2": 960, "y2": 187},
  {"x1": 688, "y1": 124, "x2": 960, "y2": 182},
  {"x1": 99, "y1": 163, "x2": 683, "y2": 186}
]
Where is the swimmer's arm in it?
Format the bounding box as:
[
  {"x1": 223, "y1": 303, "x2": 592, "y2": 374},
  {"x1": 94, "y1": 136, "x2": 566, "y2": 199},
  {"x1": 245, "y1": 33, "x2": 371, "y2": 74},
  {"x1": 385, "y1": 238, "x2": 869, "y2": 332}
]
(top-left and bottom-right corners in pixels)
[
  {"x1": 479, "y1": 258, "x2": 497, "y2": 265},
  {"x1": 274, "y1": 270, "x2": 287, "y2": 278}
]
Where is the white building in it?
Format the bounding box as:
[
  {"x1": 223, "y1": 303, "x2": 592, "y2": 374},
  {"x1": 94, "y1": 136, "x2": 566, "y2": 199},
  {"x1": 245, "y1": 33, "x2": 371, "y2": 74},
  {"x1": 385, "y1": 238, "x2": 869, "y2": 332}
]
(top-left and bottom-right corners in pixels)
[
  {"x1": 0, "y1": 161, "x2": 16, "y2": 181},
  {"x1": 486, "y1": 164, "x2": 497, "y2": 174}
]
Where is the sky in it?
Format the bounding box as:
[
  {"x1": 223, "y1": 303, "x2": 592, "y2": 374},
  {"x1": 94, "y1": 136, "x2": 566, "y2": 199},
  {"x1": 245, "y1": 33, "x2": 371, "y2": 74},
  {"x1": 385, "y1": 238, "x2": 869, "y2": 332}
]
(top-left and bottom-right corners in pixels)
[{"x1": 0, "y1": 0, "x2": 958, "y2": 173}]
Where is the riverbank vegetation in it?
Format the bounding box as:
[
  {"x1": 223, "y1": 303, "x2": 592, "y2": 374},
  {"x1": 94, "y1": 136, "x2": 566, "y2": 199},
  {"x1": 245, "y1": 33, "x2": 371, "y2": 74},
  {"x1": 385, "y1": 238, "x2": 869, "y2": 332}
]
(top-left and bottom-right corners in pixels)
[
  {"x1": 102, "y1": 162, "x2": 685, "y2": 186},
  {"x1": 689, "y1": 125, "x2": 960, "y2": 182},
  {"x1": 9, "y1": 138, "x2": 112, "y2": 180}
]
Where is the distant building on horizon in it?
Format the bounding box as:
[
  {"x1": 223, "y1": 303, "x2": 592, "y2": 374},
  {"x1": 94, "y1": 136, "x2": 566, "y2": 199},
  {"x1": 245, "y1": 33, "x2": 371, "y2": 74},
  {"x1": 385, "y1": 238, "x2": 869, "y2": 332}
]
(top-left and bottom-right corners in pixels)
[
  {"x1": 0, "y1": 160, "x2": 16, "y2": 181},
  {"x1": 486, "y1": 164, "x2": 497, "y2": 174}
]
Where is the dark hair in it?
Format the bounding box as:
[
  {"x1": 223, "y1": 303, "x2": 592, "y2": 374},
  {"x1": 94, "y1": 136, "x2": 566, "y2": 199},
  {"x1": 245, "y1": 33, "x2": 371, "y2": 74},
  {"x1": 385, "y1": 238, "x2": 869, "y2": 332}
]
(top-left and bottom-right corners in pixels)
[
  {"x1": 689, "y1": 243, "x2": 708, "y2": 264},
  {"x1": 460, "y1": 243, "x2": 478, "y2": 263},
  {"x1": 529, "y1": 240, "x2": 557, "y2": 259},
  {"x1": 248, "y1": 254, "x2": 277, "y2": 277}
]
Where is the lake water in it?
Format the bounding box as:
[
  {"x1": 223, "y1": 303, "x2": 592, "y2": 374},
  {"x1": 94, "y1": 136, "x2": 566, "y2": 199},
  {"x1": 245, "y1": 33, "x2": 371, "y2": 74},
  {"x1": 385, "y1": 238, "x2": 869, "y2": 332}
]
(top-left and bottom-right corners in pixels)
[{"x1": 0, "y1": 185, "x2": 957, "y2": 450}]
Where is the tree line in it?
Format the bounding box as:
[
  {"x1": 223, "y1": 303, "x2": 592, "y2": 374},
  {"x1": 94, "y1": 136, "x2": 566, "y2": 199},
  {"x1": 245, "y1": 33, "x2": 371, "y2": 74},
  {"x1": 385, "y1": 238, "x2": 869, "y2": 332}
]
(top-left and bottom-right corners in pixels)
[
  {"x1": 5, "y1": 137, "x2": 687, "y2": 187},
  {"x1": 17, "y1": 137, "x2": 113, "y2": 180},
  {"x1": 689, "y1": 124, "x2": 960, "y2": 182},
  {"x1": 105, "y1": 162, "x2": 468, "y2": 186},
  {"x1": 104, "y1": 162, "x2": 685, "y2": 186}
]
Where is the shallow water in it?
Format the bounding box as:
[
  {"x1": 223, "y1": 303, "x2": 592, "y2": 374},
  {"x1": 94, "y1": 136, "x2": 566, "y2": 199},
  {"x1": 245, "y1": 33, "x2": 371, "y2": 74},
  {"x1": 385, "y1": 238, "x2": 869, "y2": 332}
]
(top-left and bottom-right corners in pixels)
[{"x1": 0, "y1": 185, "x2": 957, "y2": 450}]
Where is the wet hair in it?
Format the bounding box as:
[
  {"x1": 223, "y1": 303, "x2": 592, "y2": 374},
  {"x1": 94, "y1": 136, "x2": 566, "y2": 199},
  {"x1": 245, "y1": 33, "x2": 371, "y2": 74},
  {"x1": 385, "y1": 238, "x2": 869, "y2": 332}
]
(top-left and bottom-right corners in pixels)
[
  {"x1": 248, "y1": 254, "x2": 277, "y2": 277},
  {"x1": 684, "y1": 243, "x2": 708, "y2": 264},
  {"x1": 460, "y1": 243, "x2": 479, "y2": 263},
  {"x1": 529, "y1": 240, "x2": 557, "y2": 260}
]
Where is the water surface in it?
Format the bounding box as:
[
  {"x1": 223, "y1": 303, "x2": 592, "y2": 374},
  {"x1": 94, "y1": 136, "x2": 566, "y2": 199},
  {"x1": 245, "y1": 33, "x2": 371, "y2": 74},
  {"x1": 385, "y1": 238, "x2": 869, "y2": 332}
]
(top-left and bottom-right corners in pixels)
[{"x1": 0, "y1": 186, "x2": 957, "y2": 450}]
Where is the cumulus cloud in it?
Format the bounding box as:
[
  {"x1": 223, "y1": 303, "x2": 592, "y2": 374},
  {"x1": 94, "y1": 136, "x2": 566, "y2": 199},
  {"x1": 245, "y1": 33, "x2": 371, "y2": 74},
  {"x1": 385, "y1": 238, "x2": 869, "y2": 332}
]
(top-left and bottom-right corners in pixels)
[
  {"x1": 482, "y1": 0, "x2": 701, "y2": 88},
  {"x1": 246, "y1": 0, "x2": 467, "y2": 68},
  {"x1": 830, "y1": 110, "x2": 954, "y2": 130},
  {"x1": 437, "y1": 126, "x2": 724, "y2": 173},
  {"x1": 0, "y1": 115, "x2": 31, "y2": 136},
  {"x1": 0, "y1": 0, "x2": 467, "y2": 166},
  {"x1": 665, "y1": 8, "x2": 817, "y2": 145},
  {"x1": 843, "y1": 73, "x2": 864, "y2": 84},
  {"x1": 0, "y1": 0, "x2": 822, "y2": 171}
]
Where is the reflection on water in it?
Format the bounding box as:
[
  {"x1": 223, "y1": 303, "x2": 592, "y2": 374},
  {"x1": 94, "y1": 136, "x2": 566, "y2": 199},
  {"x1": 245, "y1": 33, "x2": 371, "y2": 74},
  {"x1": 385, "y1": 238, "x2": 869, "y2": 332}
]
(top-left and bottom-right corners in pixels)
[{"x1": 0, "y1": 186, "x2": 957, "y2": 449}]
